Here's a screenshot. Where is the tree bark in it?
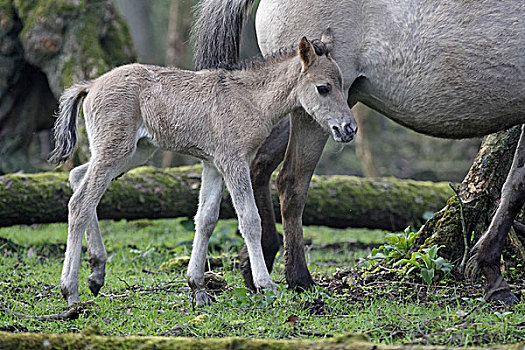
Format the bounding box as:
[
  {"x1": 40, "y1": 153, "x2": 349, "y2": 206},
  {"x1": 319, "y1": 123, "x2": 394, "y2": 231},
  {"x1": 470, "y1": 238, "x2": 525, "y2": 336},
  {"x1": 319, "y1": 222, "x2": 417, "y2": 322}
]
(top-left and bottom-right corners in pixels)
[
  {"x1": 0, "y1": 165, "x2": 452, "y2": 229},
  {"x1": 0, "y1": 0, "x2": 135, "y2": 174},
  {"x1": 416, "y1": 126, "x2": 522, "y2": 266},
  {"x1": 161, "y1": 0, "x2": 196, "y2": 168}
]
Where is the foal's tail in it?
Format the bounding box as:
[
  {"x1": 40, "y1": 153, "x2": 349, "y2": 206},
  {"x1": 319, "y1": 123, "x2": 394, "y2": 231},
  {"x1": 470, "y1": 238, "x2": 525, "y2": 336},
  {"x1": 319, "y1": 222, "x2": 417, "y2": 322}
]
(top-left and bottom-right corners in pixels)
[
  {"x1": 48, "y1": 82, "x2": 91, "y2": 165},
  {"x1": 192, "y1": 0, "x2": 255, "y2": 70}
]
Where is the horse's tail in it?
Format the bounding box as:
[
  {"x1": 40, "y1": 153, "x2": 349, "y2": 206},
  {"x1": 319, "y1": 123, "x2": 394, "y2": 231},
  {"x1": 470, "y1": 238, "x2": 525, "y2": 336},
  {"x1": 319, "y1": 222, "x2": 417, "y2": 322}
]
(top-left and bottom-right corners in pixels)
[
  {"x1": 192, "y1": 0, "x2": 255, "y2": 70},
  {"x1": 48, "y1": 82, "x2": 91, "y2": 165}
]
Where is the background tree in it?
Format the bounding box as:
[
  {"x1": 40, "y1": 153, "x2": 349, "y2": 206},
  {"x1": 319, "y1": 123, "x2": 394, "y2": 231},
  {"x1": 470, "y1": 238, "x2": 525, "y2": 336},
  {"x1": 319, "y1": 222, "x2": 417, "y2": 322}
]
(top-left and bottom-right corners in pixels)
[
  {"x1": 415, "y1": 126, "x2": 525, "y2": 276},
  {"x1": 0, "y1": 0, "x2": 135, "y2": 174}
]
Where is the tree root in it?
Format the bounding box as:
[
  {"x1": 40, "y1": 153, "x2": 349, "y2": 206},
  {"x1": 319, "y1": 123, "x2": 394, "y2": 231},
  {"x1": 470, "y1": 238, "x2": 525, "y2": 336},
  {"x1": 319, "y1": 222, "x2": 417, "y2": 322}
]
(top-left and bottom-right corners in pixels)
[{"x1": 0, "y1": 303, "x2": 92, "y2": 321}]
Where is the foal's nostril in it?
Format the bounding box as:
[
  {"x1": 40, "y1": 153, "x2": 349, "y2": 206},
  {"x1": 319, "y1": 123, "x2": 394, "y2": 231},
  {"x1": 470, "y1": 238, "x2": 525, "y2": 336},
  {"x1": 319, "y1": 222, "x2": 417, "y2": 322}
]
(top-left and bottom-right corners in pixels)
[
  {"x1": 343, "y1": 123, "x2": 355, "y2": 136},
  {"x1": 332, "y1": 125, "x2": 342, "y2": 138}
]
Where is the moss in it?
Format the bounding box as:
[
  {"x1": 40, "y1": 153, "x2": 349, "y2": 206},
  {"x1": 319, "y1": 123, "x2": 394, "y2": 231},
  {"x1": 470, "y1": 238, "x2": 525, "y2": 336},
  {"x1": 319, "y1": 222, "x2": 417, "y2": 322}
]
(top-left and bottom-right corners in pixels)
[
  {"x1": 99, "y1": 13, "x2": 135, "y2": 67},
  {"x1": 416, "y1": 196, "x2": 464, "y2": 261},
  {"x1": 0, "y1": 332, "x2": 385, "y2": 350},
  {"x1": 0, "y1": 1, "x2": 15, "y2": 35},
  {"x1": 13, "y1": 0, "x2": 85, "y2": 38},
  {"x1": 0, "y1": 171, "x2": 71, "y2": 225},
  {"x1": 0, "y1": 331, "x2": 521, "y2": 349},
  {"x1": 159, "y1": 256, "x2": 191, "y2": 271},
  {"x1": 304, "y1": 174, "x2": 453, "y2": 230},
  {"x1": 159, "y1": 256, "x2": 225, "y2": 272}
]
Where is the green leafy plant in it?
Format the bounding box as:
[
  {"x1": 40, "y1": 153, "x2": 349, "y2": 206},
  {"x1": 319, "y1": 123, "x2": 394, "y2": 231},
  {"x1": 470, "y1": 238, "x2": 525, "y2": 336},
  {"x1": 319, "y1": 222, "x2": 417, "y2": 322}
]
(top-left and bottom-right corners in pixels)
[
  {"x1": 366, "y1": 227, "x2": 418, "y2": 262},
  {"x1": 393, "y1": 245, "x2": 453, "y2": 285},
  {"x1": 362, "y1": 227, "x2": 453, "y2": 286}
]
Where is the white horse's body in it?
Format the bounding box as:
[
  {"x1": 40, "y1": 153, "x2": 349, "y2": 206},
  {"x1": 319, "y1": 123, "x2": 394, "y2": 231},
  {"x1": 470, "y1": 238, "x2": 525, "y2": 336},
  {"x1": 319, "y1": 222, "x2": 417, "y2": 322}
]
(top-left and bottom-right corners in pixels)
[{"x1": 256, "y1": 0, "x2": 525, "y2": 137}]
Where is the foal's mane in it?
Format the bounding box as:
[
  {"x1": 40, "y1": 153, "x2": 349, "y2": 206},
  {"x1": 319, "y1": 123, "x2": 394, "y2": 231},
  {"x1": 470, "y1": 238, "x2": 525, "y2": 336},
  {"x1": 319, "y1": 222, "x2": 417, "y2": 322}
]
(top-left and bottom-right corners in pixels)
[{"x1": 220, "y1": 39, "x2": 331, "y2": 72}]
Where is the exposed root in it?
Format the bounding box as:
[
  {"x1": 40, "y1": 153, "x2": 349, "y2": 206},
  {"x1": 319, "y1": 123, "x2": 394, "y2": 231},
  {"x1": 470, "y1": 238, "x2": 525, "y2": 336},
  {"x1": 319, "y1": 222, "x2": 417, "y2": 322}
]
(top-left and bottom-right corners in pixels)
[{"x1": 0, "y1": 302, "x2": 92, "y2": 321}]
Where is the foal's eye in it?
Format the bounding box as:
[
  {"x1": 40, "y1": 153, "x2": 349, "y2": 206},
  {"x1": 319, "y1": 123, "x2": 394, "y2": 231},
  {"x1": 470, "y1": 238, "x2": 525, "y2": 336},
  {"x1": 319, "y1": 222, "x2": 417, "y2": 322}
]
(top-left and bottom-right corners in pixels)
[{"x1": 316, "y1": 84, "x2": 331, "y2": 95}]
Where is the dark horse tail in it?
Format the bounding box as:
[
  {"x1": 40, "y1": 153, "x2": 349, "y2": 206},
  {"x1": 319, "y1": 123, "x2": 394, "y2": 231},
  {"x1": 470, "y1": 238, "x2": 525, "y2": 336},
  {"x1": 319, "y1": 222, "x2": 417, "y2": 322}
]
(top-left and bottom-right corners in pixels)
[
  {"x1": 192, "y1": 0, "x2": 255, "y2": 70},
  {"x1": 48, "y1": 82, "x2": 91, "y2": 165}
]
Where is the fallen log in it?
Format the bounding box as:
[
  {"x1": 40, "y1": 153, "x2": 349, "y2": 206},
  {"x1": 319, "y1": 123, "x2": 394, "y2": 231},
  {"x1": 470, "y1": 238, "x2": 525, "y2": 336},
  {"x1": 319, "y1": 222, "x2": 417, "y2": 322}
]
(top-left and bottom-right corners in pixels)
[
  {"x1": 0, "y1": 165, "x2": 452, "y2": 230},
  {"x1": 0, "y1": 331, "x2": 521, "y2": 350}
]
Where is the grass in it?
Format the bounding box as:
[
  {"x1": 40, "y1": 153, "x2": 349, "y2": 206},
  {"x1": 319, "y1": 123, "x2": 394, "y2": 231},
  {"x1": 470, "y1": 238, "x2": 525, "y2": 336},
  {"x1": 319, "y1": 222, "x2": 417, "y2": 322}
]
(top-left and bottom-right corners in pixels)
[{"x1": 0, "y1": 218, "x2": 523, "y2": 347}]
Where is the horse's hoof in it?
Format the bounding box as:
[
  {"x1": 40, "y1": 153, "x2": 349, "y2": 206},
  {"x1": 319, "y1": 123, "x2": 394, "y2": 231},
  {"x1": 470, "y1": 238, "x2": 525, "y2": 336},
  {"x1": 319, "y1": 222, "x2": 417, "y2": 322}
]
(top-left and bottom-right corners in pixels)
[
  {"x1": 487, "y1": 288, "x2": 520, "y2": 305},
  {"x1": 194, "y1": 290, "x2": 213, "y2": 307},
  {"x1": 88, "y1": 273, "x2": 105, "y2": 297},
  {"x1": 288, "y1": 276, "x2": 316, "y2": 292}
]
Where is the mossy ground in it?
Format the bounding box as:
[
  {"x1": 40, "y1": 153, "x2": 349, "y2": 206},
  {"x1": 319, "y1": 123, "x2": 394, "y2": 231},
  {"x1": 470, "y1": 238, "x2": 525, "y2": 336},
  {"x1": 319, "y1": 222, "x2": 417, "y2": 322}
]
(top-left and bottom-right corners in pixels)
[{"x1": 0, "y1": 219, "x2": 523, "y2": 348}]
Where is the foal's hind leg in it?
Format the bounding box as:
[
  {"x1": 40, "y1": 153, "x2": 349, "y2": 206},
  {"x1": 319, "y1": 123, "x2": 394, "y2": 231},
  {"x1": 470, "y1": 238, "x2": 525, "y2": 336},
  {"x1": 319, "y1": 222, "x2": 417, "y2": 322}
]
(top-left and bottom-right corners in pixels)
[
  {"x1": 187, "y1": 162, "x2": 224, "y2": 306},
  {"x1": 241, "y1": 117, "x2": 289, "y2": 290},
  {"x1": 68, "y1": 163, "x2": 107, "y2": 297},
  {"x1": 79, "y1": 141, "x2": 156, "y2": 298},
  {"x1": 61, "y1": 160, "x2": 116, "y2": 305},
  {"x1": 467, "y1": 124, "x2": 525, "y2": 305}
]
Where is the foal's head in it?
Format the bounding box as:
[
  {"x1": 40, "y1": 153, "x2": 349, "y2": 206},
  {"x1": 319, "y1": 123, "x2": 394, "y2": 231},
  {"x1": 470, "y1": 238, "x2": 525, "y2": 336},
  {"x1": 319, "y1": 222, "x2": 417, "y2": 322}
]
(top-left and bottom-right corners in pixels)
[{"x1": 295, "y1": 29, "x2": 357, "y2": 143}]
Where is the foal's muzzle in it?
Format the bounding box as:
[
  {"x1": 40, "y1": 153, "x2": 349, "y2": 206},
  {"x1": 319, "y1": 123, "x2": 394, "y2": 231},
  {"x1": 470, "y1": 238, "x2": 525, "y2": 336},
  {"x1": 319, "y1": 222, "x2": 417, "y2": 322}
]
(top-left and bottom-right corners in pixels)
[{"x1": 331, "y1": 122, "x2": 357, "y2": 143}]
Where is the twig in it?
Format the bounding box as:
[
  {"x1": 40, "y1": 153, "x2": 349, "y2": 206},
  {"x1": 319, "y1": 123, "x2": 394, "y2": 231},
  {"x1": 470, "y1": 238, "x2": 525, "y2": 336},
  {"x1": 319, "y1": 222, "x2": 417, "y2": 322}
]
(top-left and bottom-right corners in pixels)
[
  {"x1": 450, "y1": 183, "x2": 469, "y2": 271},
  {"x1": 298, "y1": 330, "x2": 334, "y2": 338},
  {"x1": 0, "y1": 305, "x2": 84, "y2": 321}
]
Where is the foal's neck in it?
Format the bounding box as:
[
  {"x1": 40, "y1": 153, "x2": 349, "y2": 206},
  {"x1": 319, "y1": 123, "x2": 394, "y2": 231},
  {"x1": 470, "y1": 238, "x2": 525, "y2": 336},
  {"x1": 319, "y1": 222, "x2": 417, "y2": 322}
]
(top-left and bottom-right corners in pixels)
[{"x1": 229, "y1": 56, "x2": 300, "y2": 127}]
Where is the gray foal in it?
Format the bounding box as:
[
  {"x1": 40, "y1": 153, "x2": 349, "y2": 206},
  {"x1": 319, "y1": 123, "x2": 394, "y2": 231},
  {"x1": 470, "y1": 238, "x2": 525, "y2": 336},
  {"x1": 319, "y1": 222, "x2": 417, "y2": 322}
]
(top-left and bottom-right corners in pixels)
[{"x1": 49, "y1": 31, "x2": 357, "y2": 306}]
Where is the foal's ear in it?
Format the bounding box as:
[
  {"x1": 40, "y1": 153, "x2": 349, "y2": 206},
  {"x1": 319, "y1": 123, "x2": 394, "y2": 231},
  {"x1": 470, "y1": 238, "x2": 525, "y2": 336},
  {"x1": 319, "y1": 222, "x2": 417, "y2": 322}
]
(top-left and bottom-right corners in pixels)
[
  {"x1": 298, "y1": 37, "x2": 317, "y2": 72},
  {"x1": 321, "y1": 27, "x2": 334, "y2": 54}
]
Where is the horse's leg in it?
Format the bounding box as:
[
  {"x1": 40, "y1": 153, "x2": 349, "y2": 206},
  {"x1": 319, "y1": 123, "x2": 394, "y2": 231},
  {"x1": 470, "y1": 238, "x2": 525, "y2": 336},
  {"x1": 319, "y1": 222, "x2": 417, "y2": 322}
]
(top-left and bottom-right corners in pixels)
[
  {"x1": 60, "y1": 160, "x2": 116, "y2": 306},
  {"x1": 277, "y1": 110, "x2": 328, "y2": 290},
  {"x1": 468, "y1": 124, "x2": 525, "y2": 305},
  {"x1": 83, "y1": 140, "x2": 157, "y2": 297},
  {"x1": 241, "y1": 117, "x2": 289, "y2": 290},
  {"x1": 220, "y1": 161, "x2": 274, "y2": 292},
  {"x1": 68, "y1": 163, "x2": 106, "y2": 297},
  {"x1": 187, "y1": 162, "x2": 224, "y2": 306}
]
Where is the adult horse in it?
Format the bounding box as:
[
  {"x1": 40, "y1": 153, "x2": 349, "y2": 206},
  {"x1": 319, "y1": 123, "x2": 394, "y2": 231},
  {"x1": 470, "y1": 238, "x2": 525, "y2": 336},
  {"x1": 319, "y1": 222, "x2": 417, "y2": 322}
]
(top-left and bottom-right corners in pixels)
[{"x1": 193, "y1": 0, "x2": 525, "y2": 304}]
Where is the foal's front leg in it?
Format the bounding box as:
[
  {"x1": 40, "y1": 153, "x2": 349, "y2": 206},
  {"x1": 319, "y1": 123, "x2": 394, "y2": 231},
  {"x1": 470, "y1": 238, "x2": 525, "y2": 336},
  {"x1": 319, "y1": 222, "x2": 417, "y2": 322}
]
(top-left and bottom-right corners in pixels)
[
  {"x1": 241, "y1": 117, "x2": 289, "y2": 290},
  {"x1": 221, "y1": 162, "x2": 275, "y2": 292},
  {"x1": 468, "y1": 124, "x2": 525, "y2": 305},
  {"x1": 187, "y1": 162, "x2": 224, "y2": 306}
]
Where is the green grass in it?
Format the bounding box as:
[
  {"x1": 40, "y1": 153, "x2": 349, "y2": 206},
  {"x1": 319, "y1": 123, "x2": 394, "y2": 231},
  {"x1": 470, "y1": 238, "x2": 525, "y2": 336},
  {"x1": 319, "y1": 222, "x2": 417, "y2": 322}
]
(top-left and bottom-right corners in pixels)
[{"x1": 0, "y1": 219, "x2": 523, "y2": 347}]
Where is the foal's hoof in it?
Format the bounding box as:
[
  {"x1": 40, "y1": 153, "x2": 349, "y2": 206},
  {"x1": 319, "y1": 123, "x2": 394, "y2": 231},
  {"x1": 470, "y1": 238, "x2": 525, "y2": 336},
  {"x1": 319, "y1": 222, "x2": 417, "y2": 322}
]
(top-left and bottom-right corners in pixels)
[
  {"x1": 194, "y1": 290, "x2": 213, "y2": 307},
  {"x1": 487, "y1": 288, "x2": 520, "y2": 306},
  {"x1": 239, "y1": 249, "x2": 256, "y2": 292},
  {"x1": 254, "y1": 279, "x2": 277, "y2": 295},
  {"x1": 60, "y1": 284, "x2": 80, "y2": 306},
  {"x1": 88, "y1": 273, "x2": 105, "y2": 297}
]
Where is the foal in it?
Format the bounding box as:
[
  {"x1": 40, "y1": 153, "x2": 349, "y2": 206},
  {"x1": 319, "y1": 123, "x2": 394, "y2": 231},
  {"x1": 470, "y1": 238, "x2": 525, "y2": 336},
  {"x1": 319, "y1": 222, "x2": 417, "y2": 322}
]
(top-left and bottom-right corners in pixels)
[{"x1": 50, "y1": 30, "x2": 357, "y2": 306}]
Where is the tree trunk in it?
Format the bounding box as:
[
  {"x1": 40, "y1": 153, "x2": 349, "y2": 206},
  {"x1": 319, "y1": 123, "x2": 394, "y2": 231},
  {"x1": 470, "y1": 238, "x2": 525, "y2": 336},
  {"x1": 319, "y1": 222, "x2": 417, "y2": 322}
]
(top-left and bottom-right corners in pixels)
[
  {"x1": 113, "y1": 0, "x2": 154, "y2": 63},
  {"x1": 0, "y1": 165, "x2": 452, "y2": 229},
  {"x1": 0, "y1": 0, "x2": 135, "y2": 174},
  {"x1": 165, "y1": 0, "x2": 193, "y2": 69},
  {"x1": 161, "y1": 0, "x2": 196, "y2": 168},
  {"x1": 354, "y1": 103, "x2": 382, "y2": 177},
  {"x1": 416, "y1": 126, "x2": 522, "y2": 267}
]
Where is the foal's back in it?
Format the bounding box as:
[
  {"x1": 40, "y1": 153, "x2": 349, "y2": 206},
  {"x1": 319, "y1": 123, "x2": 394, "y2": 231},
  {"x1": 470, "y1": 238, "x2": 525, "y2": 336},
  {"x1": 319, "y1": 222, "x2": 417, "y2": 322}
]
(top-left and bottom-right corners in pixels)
[{"x1": 84, "y1": 64, "x2": 227, "y2": 160}]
